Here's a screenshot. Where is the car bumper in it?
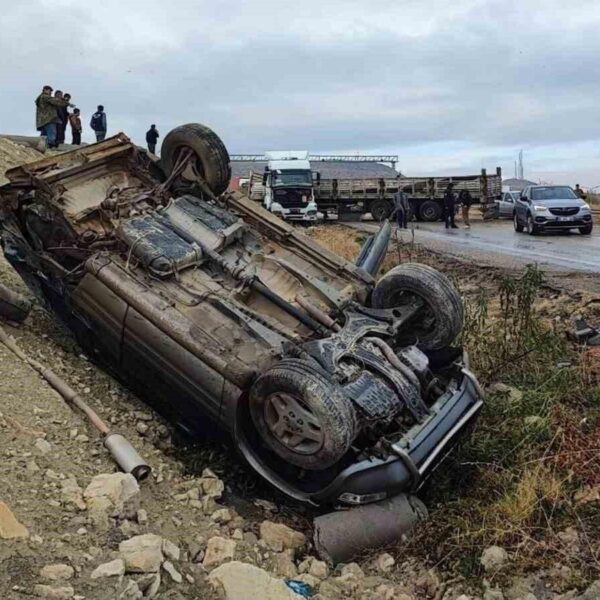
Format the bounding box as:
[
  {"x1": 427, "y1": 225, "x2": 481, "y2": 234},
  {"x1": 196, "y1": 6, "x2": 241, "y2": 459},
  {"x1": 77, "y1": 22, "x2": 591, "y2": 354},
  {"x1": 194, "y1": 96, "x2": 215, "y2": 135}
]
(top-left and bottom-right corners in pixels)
[
  {"x1": 534, "y1": 214, "x2": 592, "y2": 228},
  {"x1": 312, "y1": 367, "x2": 483, "y2": 505},
  {"x1": 237, "y1": 359, "x2": 484, "y2": 506}
]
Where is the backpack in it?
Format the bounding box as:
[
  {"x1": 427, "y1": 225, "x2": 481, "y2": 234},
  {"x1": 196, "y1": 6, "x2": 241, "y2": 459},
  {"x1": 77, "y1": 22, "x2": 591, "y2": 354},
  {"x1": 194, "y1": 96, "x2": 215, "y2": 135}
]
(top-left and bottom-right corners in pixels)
[{"x1": 90, "y1": 112, "x2": 104, "y2": 131}]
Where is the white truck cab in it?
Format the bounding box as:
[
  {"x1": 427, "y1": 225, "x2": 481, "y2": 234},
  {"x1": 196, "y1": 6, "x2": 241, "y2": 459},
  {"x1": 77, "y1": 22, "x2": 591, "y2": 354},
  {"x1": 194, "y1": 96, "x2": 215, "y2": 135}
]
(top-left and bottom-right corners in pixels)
[{"x1": 261, "y1": 151, "x2": 319, "y2": 222}]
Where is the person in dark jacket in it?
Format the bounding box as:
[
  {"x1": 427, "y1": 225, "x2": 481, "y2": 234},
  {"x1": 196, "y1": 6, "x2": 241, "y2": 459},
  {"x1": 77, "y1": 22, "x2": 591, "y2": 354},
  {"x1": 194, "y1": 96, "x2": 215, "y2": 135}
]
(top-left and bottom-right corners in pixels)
[
  {"x1": 392, "y1": 190, "x2": 410, "y2": 229},
  {"x1": 444, "y1": 183, "x2": 458, "y2": 229},
  {"x1": 54, "y1": 90, "x2": 68, "y2": 146},
  {"x1": 90, "y1": 105, "x2": 107, "y2": 142},
  {"x1": 146, "y1": 124, "x2": 160, "y2": 154},
  {"x1": 575, "y1": 184, "x2": 586, "y2": 199},
  {"x1": 458, "y1": 189, "x2": 473, "y2": 228}
]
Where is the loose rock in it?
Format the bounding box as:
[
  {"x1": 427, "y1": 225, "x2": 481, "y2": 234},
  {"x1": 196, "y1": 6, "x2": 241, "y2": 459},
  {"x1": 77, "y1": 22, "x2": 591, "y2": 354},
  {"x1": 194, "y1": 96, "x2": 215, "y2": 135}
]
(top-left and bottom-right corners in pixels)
[
  {"x1": 208, "y1": 561, "x2": 303, "y2": 600},
  {"x1": 259, "y1": 521, "x2": 306, "y2": 552},
  {"x1": 90, "y1": 558, "x2": 126, "y2": 579},
  {"x1": 480, "y1": 545, "x2": 508, "y2": 572},
  {"x1": 33, "y1": 585, "x2": 74, "y2": 599},
  {"x1": 374, "y1": 552, "x2": 395, "y2": 574},
  {"x1": 119, "y1": 533, "x2": 164, "y2": 573},
  {"x1": 40, "y1": 564, "x2": 75, "y2": 581},
  {"x1": 0, "y1": 501, "x2": 29, "y2": 539},
  {"x1": 60, "y1": 478, "x2": 86, "y2": 511},
  {"x1": 162, "y1": 538, "x2": 180, "y2": 561},
  {"x1": 35, "y1": 438, "x2": 52, "y2": 455},
  {"x1": 162, "y1": 560, "x2": 182, "y2": 583},
  {"x1": 203, "y1": 536, "x2": 237, "y2": 569}
]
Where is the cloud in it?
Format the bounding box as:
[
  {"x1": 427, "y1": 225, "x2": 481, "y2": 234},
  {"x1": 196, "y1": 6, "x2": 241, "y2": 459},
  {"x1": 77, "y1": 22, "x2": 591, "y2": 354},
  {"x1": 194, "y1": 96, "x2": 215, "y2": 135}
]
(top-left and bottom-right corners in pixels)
[{"x1": 1, "y1": 0, "x2": 600, "y2": 184}]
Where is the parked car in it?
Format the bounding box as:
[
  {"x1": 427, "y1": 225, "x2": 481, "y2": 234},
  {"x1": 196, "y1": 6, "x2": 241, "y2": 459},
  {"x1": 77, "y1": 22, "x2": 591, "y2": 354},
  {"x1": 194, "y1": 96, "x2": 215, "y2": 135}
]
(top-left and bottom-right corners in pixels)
[
  {"x1": 498, "y1": 191, "x2": 520, "y2": 218},
  {"x1": 0, "y1": 124, "x2": 483, "y2": 508},
  {"x1": 514, "y1": 185, "x2": 593, "y2": 235}
]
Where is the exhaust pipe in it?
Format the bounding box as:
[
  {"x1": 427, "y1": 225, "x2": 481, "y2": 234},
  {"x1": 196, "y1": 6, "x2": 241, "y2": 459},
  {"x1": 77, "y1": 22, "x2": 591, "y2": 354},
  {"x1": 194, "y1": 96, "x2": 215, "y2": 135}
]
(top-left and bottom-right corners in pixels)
[
  {"x1": 313, "y1": 494, "x2": 427, "y2": 565},
  {"x1": 355, "y1": 220, "x2": 391, "y2": 277},
  {"x1": 104, "y1": 433, "x2": 151, "y2": 481}
]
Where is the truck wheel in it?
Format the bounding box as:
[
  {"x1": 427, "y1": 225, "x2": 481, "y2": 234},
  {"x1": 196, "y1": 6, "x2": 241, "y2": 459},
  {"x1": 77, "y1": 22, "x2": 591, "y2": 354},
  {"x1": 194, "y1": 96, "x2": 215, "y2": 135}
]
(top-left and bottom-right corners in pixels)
[
  {"x1": 370, "y1": 200, "x2": 392, "y2": 222},
  {"x1": 249, "y1": 359, "x2": 356, "y2": 470},
  {"x1": 372, "y1": 263, "x2": 463, "y2": 350},
  {"x1": 160, "y1": 123, "x2": 231, "y2": 196},
  {"x1": 419, "y1": 200, "x2": 442, "y2": 222}
]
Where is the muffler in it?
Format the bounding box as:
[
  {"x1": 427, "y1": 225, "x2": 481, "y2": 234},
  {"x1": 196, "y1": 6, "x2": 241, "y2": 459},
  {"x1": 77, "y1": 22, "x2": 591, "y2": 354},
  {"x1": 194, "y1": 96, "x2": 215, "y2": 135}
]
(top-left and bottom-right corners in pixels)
[{"x1": 313, "y1": 494, "x2": 427, "y2": 565}]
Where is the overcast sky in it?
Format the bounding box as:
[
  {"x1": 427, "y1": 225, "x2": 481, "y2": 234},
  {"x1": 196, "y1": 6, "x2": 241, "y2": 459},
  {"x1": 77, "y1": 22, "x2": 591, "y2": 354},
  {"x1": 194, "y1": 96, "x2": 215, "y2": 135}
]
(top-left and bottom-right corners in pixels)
[{"x1": 2, "y1": 0, "x2": 600, "y2": 186}]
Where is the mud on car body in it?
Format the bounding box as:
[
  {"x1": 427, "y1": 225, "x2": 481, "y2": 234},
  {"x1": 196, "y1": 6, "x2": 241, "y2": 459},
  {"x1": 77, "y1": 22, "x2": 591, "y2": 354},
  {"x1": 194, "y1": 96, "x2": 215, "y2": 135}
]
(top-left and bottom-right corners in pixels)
[{"x1": 0, "y1": 123, "x2": 483, "y2": 507}]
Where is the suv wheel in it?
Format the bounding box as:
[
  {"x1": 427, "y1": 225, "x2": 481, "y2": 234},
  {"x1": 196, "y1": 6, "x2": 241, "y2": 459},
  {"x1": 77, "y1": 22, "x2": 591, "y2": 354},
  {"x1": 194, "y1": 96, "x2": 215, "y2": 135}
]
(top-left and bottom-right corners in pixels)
[
  {"x1": 249, "y1": 359, "x2": 356, "y2": 470},
  {"x1": 579, "y1": 224, "x2": 593, "y2": 235},
  {"x1": 371, "y1": 263, "x2": 463, "y2": 350},
  {"x1": 513, "y1": 212, "x2": 523, "y2": 232},
  {"x1": 526, "y1": 213, "x2": 539, "y2": 235}
]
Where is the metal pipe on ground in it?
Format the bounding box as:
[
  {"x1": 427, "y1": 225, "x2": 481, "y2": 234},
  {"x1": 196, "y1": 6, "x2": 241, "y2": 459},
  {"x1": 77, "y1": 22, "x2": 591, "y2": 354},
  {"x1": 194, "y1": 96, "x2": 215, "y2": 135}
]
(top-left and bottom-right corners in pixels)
[
  {"x1": 0, "y1": 283, "x2": 32, "y2": 323},
  {"x1": 356, "y1": 220, "x2": 391, "y2": 277},
  {"x1": 313, "y1": 493, "x2": 427, "y2": 565},
  {"x1": 0, "y1": 324, "x2": 151, "y2": 481}
]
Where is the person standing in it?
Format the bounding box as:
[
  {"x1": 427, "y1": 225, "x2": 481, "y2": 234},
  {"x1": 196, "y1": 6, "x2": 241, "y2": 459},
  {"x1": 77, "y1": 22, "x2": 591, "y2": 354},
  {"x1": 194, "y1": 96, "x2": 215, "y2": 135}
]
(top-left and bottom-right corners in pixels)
[
  {"x1": 54, "y1": 90, "x2": 68, "y2": 146},
  {"x1": 90, "y1": 105, "x2": 107, "y2": 141},
  {"x1": 575, "y1": 184, "x2": 586, "y2": 199},
  {"x1": 444, "y1": 182, "x2": 458, "y2": 229},
  {"x1": 69, "y1": 108, "x2": 82, "y2": 145},
  {"x1": 35, "y1": 85, "x2": 70, "y2": 149},
  {"x1": 145, "y1": 124, "x2": 160, "y2": 154},
  {"x1": 458, "y1": 188, "x2": 473, "y2": 229},
  {"x1": 392, "y1": 189, "x2": 410, "y2": 229}
]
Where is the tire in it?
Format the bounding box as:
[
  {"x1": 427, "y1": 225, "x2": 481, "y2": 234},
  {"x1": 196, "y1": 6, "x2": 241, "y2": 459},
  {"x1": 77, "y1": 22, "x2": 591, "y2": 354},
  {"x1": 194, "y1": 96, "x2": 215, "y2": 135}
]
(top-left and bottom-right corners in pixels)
[
  {"x1": 513, "y1": 212, "x2": 524, "y2": 232},
  {"x1": 372, "y1": 263, "x2": 463, "y2": 350},
  {"x1": 160, "y1": 123, "x2": 231, "y2": 196},
  {"x1": 419, "y1": 200, "x2": 443, "y2": 222},
  {"x1": 526, "y1": 213, "x2": 539, "y2": 235},
  {"x1": 579, "y1": 225, "x2": 593, "y2": 235},
  {"x1": 249, "y1": 359, "x2": 357, "y2": 470},
  {"x1": 370, "y1": 200, "x2": 392, "y2": 222}
]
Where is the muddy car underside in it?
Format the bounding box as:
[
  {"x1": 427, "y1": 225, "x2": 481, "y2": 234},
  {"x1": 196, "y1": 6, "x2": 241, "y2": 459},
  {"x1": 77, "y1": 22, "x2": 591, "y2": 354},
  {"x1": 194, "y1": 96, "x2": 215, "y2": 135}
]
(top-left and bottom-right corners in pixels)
[{"x1": 0, "y1": 125, "x2": 483, "y2": 507}]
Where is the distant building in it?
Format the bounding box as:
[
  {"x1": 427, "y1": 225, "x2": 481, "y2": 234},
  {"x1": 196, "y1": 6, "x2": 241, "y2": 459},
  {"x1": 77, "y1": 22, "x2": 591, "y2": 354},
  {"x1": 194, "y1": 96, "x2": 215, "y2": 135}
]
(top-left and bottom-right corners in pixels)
[
  {"x1": 231, "y1": 160, "x2": 398, "y2": 179},
  {"x1": 503, "y1": 177, "x2": 537, "y2": 192}
]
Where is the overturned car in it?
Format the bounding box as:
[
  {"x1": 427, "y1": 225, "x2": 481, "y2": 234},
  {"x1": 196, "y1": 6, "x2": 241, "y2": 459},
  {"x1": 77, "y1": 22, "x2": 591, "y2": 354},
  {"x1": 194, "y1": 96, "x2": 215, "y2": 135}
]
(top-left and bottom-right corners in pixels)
[{"x1": 0, "y1": 124, "x2": 483, "y2": 512}]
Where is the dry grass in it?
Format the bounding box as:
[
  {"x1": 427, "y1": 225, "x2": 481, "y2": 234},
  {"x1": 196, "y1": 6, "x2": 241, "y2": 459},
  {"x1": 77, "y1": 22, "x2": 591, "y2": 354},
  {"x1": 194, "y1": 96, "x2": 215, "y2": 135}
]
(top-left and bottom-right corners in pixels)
[{"x1": 306, "y1": 224, "x2": 600, "y2": 583}]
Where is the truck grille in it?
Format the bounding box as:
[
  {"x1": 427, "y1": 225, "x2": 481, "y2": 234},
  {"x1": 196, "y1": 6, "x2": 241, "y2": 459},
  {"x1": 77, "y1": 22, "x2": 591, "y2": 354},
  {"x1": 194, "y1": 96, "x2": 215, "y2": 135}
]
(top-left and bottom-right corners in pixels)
[
  {"x1": 274, "y1": 189, "x2": 310, "y2": 208},
  {"x1": 549, "y1": 207, "x2": 579, "y2": 216}
]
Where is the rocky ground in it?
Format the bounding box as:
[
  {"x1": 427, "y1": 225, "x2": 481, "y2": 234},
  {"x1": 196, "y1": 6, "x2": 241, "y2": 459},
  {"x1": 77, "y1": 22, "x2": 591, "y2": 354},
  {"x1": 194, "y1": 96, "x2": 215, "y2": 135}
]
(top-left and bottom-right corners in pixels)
[{"x1": 1, "y1": 140, "x2": 599, "y2": 599}]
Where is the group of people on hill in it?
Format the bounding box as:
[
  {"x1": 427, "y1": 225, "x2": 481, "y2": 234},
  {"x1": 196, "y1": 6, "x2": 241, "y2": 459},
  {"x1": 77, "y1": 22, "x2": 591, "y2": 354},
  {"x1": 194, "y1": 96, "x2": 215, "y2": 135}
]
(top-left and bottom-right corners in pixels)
[
  {"x1": 35, "y1": 85, "x2": 159, "y2": 154},
  {"x1": 35, "y1": 85, "x2": 107, "y2": 148},
  {"x1": 393, "y1": 183, "x2": 474, "y2": 230}
]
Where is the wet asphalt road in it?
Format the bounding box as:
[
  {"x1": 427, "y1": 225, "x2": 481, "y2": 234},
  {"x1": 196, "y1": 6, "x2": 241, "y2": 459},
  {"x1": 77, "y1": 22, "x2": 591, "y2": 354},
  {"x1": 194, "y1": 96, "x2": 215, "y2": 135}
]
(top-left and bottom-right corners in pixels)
[{"x1": 350, "y1": 219, "x2": 600, "y2": 273}]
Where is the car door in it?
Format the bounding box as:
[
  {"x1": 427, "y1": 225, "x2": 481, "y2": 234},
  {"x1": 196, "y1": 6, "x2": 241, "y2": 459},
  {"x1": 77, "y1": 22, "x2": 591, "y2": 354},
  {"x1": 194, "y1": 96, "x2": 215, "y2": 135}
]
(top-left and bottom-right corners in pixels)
[
  {"x1": 499, "y1": 193, "x2": 514, "y2": 218},
  {"x1": 515, "y1": 188, "x2": 528, "y2": 222}
]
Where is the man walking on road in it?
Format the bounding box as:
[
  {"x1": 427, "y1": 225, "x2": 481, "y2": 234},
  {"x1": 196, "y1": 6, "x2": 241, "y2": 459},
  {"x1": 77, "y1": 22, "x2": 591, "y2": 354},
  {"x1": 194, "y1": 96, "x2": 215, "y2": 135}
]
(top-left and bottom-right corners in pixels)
[
  {"x1": 458, "y1": 188, "x2": 473, "y2": 229},
  {"x1": 69, "y1": 108, "x2": 82, "y2": 145},
  {"x1": 444, "y1": 183, "x2": 458, "y2": 229},
  {"x1": 90, "y1": 105, "x2": 107, "y2": 142},
  {"x1": 146, "y1": 124, "x2": 160, "y2": 154},
  {"x1": 392, "y1": 189, "x2": 410, "y2": 229},
  {"x1": 35, "y1": 85, "x2": 70, "y2": 149}
]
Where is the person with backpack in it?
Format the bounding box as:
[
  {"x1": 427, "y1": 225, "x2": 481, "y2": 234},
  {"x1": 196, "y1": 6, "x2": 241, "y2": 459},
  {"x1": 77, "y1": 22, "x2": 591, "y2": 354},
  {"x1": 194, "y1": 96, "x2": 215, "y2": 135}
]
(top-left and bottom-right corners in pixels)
[
  {"x1": 145, "y1": 124, "x2": 160, "y2": 154},
  {"x1": 458, "y1": 188, "x2": 473, "y2": 229},
  {"x1": 90, "y1": 105, "x2": 107, "y2": 141}
]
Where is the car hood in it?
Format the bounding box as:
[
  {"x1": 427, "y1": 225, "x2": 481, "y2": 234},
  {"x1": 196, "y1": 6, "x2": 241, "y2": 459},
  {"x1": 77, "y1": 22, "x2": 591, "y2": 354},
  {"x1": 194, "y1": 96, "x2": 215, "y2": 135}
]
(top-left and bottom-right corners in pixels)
[{"x1": 533, "y1": 199, "x2": 586, "y2": 208}]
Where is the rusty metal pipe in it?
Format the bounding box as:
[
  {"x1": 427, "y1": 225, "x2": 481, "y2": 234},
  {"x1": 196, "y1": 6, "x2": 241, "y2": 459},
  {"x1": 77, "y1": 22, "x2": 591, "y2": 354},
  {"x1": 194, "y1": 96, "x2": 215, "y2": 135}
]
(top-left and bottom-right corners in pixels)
[
  {"x1": 295, "y1": 295, "x2": 341, "y2": 331},
  {"x1": 364, "y1": 336, "x2": 421, "y2": 390},
  {"x1": 0, "y1": 324, "x2": 151, "y2": 480},
  {"x1": 313, "y1": 493, "x2": 427, "y2": 565}
]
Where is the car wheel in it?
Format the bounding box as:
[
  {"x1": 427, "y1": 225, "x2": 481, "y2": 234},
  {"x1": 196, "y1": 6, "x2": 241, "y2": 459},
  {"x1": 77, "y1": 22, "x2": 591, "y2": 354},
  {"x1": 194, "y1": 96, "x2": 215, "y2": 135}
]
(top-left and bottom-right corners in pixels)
[
  {"x1": 419, "y1": 200, "x2": 443, "y2": 222},
  {"x1": 160, "y1": 123, "x2": 231, "y2": 196},
  {"x1": 370, "y1": 200, "x2": 392, "y2": 222},
  {"x1": 371, "y1": 263, "x2": 463, "y2": 350},
  {"x1": 513, "y1": 212, "x2": 524, "y2": 232},
  {"x1": 249, "y1": 359, "x2": 357, "y2": 470},
  {"x1": 579, "y1": 225, "x2": 593, "y2": 235},
  {"x1": 526, "y1": 213, "x2": 539, "y2": 235}
]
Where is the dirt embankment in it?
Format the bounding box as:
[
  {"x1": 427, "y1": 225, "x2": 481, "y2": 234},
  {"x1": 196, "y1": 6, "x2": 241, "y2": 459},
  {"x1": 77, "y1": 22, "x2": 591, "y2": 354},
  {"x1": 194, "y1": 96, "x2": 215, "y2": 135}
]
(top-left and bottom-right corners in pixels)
[{"x1": 0, "y1": 141, "x2": 599, "y2": 600}]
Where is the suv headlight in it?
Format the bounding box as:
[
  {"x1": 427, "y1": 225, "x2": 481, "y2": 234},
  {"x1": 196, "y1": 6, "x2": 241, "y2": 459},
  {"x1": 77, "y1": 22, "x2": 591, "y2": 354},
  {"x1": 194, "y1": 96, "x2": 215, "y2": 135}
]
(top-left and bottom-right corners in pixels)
[
  {"x1": 580, "y1": 203, "x2": 590, "y2": 210},
  {"x1": 533, "y1": 205, "x2": 548, "y2": 211}
]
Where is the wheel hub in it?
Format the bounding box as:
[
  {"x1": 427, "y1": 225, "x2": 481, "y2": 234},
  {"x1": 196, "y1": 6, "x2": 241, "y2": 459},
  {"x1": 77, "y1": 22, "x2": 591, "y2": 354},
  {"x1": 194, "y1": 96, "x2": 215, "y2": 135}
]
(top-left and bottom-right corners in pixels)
[{"x1": 264, "y1": 392, "x2": 324, "y2": 455}]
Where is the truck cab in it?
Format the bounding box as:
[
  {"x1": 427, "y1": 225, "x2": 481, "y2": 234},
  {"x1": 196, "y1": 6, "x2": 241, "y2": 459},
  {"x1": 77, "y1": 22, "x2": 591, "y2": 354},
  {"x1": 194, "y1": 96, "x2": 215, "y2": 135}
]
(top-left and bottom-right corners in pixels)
[{"x1": 262, "y1": 151, "x2": 319, "y2": 222}]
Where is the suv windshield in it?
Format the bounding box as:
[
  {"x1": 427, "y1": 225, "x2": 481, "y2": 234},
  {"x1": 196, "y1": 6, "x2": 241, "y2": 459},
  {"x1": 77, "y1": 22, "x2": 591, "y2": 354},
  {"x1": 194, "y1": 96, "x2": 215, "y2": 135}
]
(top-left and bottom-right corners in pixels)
[
  {"x1": 272, "y1": 169, "x2": 312, "y2": 187},
  {"x1": 531, "y1": 186, "x2": 577, "y2": 200}
]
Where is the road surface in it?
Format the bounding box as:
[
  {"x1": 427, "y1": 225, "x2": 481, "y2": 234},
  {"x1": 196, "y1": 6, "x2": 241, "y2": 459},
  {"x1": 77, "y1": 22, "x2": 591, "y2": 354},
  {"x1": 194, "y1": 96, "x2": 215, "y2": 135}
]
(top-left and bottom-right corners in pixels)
[{"x1": 349, "y1": 219, "x2": 600, "y2": 274}]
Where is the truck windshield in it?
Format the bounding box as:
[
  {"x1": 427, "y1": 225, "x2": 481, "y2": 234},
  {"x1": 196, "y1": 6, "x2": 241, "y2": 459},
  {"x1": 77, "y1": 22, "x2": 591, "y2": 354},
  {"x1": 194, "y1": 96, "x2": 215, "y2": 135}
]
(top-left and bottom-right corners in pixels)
[
  {"x1": 272, "y1": 170, "x2": 312, "y2": 186},
  {"x1": 531, "y1": 187, "x2": 577, "y2": 200}
]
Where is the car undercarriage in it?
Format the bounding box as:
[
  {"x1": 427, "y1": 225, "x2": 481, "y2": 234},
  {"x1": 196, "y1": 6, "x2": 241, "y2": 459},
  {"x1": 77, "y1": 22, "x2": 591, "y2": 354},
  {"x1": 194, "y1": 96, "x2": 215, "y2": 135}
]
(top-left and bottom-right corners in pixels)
[{"x1": 0, "y1": 124, "x2": 483, "y2": 521}]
